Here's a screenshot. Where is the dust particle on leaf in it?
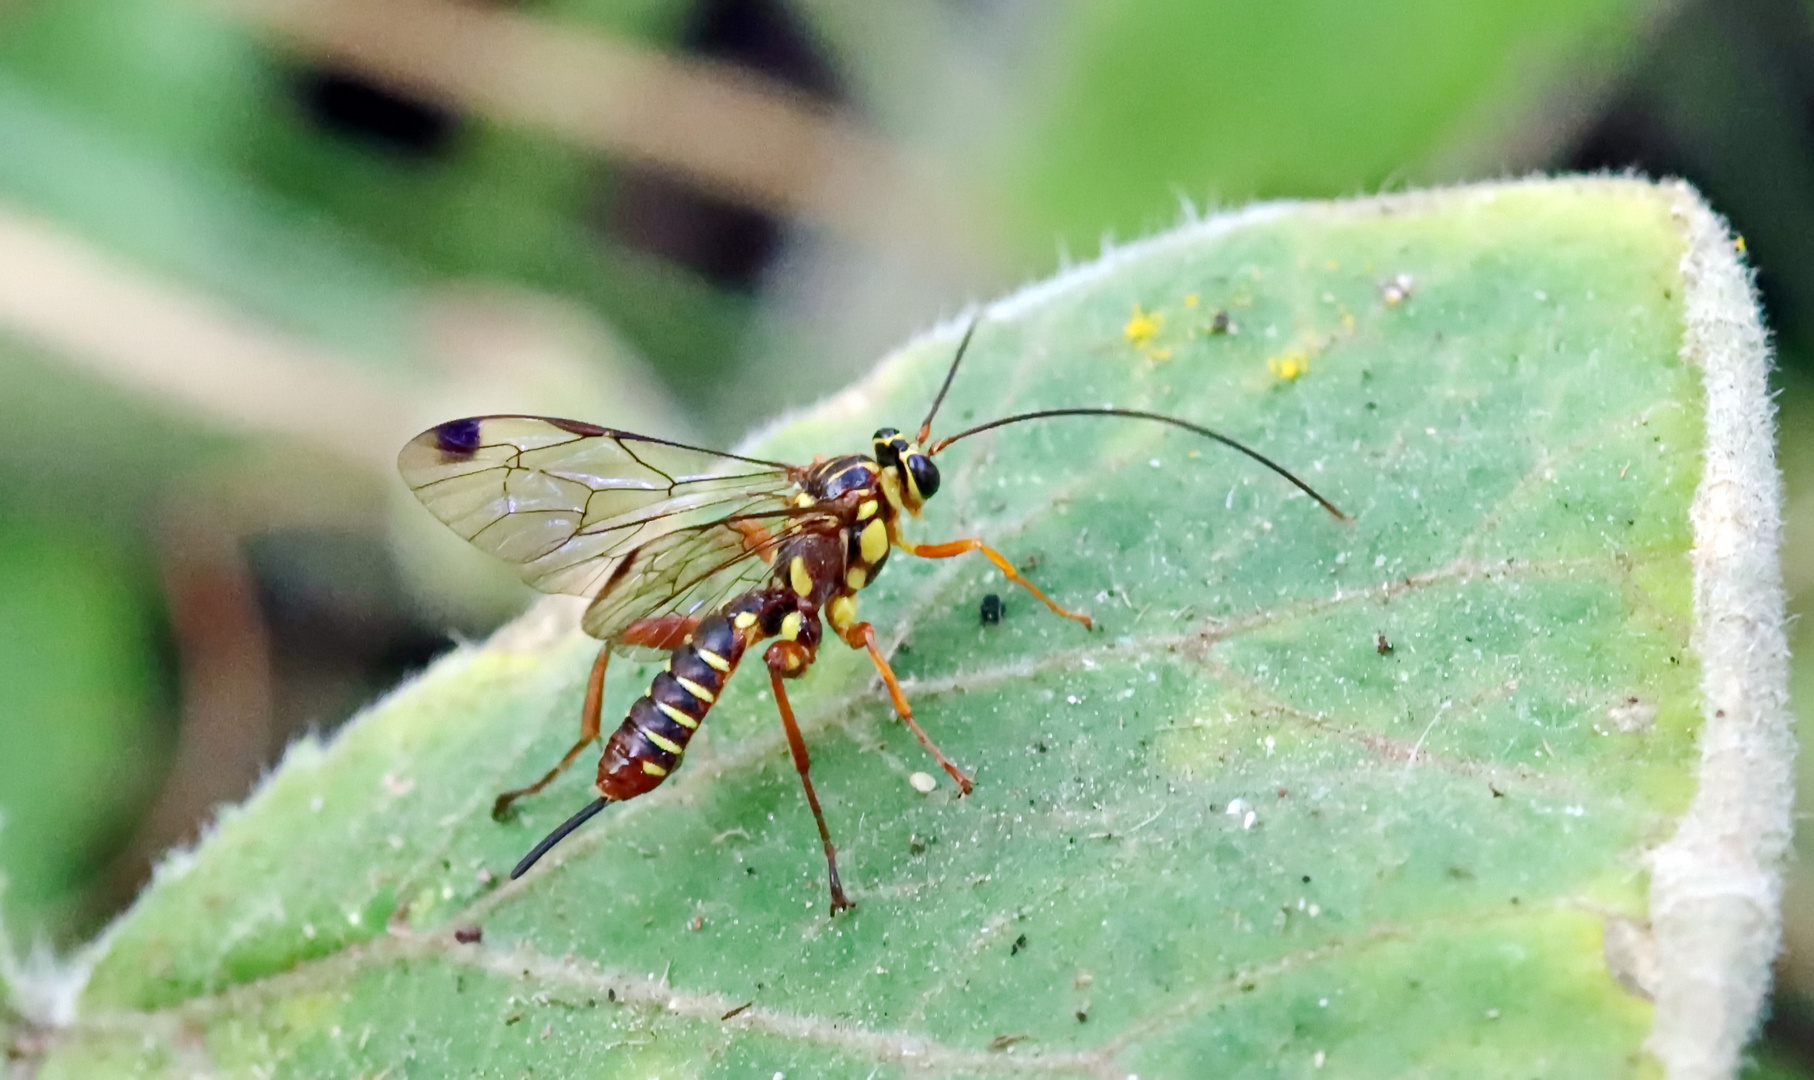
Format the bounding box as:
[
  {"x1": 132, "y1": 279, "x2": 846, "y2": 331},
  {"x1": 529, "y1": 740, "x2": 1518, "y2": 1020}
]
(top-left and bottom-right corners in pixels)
[
  {"x1": 1606, "y1": 697, "x2": 1657, "y2": 734},
  {"x1": 453, "y1": 925, "x2": 482, "y2": 944},
  {"x1": 1380, "y1": 273, "x2": 1414, "y2": 305}
]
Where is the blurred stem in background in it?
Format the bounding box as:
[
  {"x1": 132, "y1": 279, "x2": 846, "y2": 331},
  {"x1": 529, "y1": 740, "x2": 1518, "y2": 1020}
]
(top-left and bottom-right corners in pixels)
[{"x1": 4, "y1": 0, "x2": 1814, "y2": 1070}]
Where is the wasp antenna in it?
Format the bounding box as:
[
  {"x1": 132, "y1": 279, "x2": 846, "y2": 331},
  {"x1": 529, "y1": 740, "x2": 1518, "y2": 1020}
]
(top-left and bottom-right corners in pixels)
[
  {"x1": 510, "y1": 797, "x2": 612, "y2": 879},
  {"x1": 917, "y1": 313, "x2": 983, "y2": 444},
  {"x1": 927, "y1": 407, "x2": 1349, "y2": 521}
]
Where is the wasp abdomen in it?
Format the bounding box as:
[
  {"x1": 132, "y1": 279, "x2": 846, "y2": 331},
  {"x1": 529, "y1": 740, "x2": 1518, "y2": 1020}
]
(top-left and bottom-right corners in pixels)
[{"x1": 596, "y1": 614, "x2": 743, "y2": 801}]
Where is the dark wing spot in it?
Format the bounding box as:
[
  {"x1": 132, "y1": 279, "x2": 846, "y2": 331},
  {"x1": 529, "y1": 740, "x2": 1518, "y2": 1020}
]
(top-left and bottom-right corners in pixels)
[
  {"x1": 548, "y1": 417, "x2": 609, "y2": 437},
  {"x1": 434, "y1": 418, "x2": 483, "y2": 460}
]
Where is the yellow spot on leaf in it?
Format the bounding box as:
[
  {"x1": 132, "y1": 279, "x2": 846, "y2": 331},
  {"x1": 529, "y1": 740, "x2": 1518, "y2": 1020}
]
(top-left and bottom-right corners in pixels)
[
  {"x1": 1268, "y1": 351, "x2": 1310, "y2": 381},
  {"x1": 1184, "y1": 293, "x2": 1200, "y2": 308},
  {"x1": 1124, "y1": 305, "x2": 1163, "y2": 345},
  {"x1": 1324, "y1": 259, "x2": 1341, "y2": 271}
]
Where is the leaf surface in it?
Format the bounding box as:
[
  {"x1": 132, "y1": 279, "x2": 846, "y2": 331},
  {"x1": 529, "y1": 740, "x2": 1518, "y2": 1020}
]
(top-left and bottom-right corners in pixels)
[{"x1": 42, "y1": 179, "x2": 1730, "y2": 1077}]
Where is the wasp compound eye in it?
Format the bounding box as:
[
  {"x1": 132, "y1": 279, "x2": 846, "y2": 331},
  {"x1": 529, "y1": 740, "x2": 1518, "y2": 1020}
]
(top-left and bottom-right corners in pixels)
[{"x1": 907, "y1": 454, "x2": 941, "y2": 500}]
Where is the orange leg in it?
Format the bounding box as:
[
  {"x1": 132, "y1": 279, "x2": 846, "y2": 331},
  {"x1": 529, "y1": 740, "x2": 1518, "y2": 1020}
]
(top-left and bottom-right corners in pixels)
[
  {"x1": 904, "y1": 538, "x2": 1093, "y2": 629},
  {"x1": 842, "y1": 621, "x2": 975, "y2": 795},
  {"x1": 492, "y1": 644, "x2": 610, "y2": 820},
  {"x1": 765, "y1": 642, "x2": 854, "y2": 914},
  {"x1": 732, "y1": 518, "x2": 779, "y2": 563}
]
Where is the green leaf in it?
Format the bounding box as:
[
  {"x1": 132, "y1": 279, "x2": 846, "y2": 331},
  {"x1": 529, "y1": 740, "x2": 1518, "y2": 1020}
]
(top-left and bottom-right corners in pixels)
[{"x1": 31, "y1": 178, "x2": 1787, "y2": 1077}]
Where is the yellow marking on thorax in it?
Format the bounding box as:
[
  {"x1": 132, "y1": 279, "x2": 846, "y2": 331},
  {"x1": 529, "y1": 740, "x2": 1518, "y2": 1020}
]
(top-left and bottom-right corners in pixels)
[
  {"x1": 857, "y1": 498, "x2": 879, "y2": 520},
  {"x1": 656, "y1": 701, "x2": 699, "y2": 730},
  {"x1": 642, "y1": 727, "x2": 684, "y2": 755},
  {"x1": 779, "y1": 611, "x2": 803, "y2": 641},
  {"x1": 641, "y1": 760, "x2": 668, "y2": 777},
  {"x1": 789, "y1": 555, "x2": 813, "y2": 598},
  {"x1": 827, "y1": 594, "x2": 857, "y2": 632},
  {"x1": 674, "y1": 676, "x2": 715, "y2": 703},
  {"x1": 845, "y1": 565, "x2": 867, "y2": 591},
  {"x1": 697, "y1": 648, "x2": 732, "y2": 672},
  {"x1": 733, "y1": 612, "x2": 758, "y2": 631},
  {"x1": 859, "y1": 518, "x2": 889, "y2": 563},
  {"x1": 793, "y1": 492, "x2": 815, "y2": 508}
]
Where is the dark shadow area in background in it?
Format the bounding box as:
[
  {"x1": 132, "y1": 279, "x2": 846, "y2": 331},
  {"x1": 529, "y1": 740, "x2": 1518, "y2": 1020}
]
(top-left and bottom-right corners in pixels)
[
  {"x1": 294, "y1": 67, "x2": 463, "y2": 161},
  {"x1": 597, "y1": 0, "x2": 846, "y2": 290},
  {"x1": 1566, "y1": 0, "x2": 1814, "y2": 367}
]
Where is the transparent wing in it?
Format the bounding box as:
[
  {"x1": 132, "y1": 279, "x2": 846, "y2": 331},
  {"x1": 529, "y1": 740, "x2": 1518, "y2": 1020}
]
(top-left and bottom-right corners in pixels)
[
  {"x1": 399, "y1": 416, "x2": 810, "y2": 631},
  {"x1": 578, "y1": 509, "x2": 824, "y2": 642}
]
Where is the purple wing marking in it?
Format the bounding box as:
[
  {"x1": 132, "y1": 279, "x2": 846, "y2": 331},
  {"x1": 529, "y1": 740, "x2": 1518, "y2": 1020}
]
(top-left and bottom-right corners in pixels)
[{"x1": 434, "y1": 418, "x2": 483, "y2": 460}]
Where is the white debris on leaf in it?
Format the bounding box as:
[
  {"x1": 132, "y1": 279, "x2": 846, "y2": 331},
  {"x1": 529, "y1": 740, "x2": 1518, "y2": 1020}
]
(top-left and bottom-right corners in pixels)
[{"x1": 909, "y1": 772, "x2": 938, "y2": 794}]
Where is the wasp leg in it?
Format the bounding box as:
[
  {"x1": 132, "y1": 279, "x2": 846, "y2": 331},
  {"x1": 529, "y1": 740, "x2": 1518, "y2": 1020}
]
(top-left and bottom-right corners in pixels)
[
  {"x1": 841, "y1": 621, "x2": 975, "y2": 795},
  {"x1": 904, "y1": 538, "x2": 1093, "y2": 629},
  {"x1": 493, "y1": 644, "x2": 611, "y2": 820},
  {"x1": 765, "y1": 641, "x2": 854, "y2": 914},
  {"x1": 732, "y1": 518, "x2": 780, "y2": 563}
]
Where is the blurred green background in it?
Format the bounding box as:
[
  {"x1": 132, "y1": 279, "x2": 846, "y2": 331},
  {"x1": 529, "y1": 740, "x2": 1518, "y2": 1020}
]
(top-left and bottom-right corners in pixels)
[{"x1": 0, "y1": 0, "x2": 1811, "y2": 1070}]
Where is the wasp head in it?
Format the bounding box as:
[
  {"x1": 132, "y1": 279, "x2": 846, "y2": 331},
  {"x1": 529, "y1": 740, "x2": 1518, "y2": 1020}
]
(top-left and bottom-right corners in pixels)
[{"x1": 872, "y1": 427, "x2": 940, "y2": 512}]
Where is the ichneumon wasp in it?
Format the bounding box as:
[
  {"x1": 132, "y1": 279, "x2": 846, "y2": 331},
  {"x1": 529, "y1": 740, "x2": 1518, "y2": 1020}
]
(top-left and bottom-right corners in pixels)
[{"x1": 399, "y1": 319, "x2": 1347, "y2": 913}]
